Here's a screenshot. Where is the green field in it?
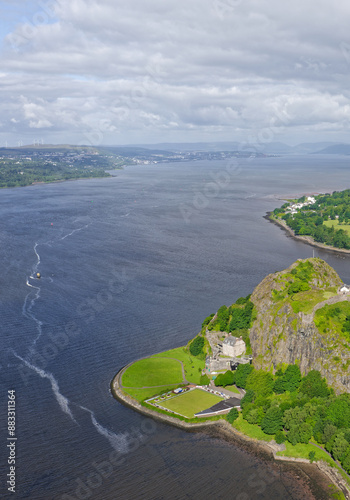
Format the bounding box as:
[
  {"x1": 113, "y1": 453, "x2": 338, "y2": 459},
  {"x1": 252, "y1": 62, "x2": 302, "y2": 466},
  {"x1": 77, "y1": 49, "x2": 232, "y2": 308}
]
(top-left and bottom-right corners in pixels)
[
  {"x1": 122, "y1": 357, "x2": 184, "y2": 388},
  {"x1": 158, "y1": 389, "x2": 223, "y2": 418},
  {"x1": 324, "y1": 219, "x2": 350, "y2": 236},
  {"x1": 151, "y1": 347, "x2": 205, "y2": 384}
]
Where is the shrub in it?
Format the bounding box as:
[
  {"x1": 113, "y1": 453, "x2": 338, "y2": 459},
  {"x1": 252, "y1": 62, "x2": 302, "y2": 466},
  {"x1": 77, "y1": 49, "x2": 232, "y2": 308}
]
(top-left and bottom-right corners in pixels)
[{"x1": 275, "y1": 430, "x2": 286, "y2": 444}]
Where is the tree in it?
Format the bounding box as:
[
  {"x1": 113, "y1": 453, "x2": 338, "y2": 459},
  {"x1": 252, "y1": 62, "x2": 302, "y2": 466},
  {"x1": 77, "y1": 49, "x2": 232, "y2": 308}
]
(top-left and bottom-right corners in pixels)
[
  {"x1": 240, "y1": 389, "x2": 255, "y2": 408},
  {"x1": 342, "y1": 447, "x2": 350, "y2": 473},
  {"x1": 275, "y1": 430, "x2": 286, "y2": 444},
  {"x1": 332, "y1": 434, "x2": 349, "y2": 461},
  {"x1": 326, "y1": 396, "x2": 350, "y2": 428},
  {"x1": 322, "y1": 423, "x2": 338, "y2": 444},
  {"x1": 261, "y1": 407, "x2": 283, "y2": 435},
  {"x1": 274, "y1": 365, "x2": 301, "y2": 394},
  {"x1": 299, "y1": 370, "x2": 330, "y2": 398},
  {"x1": 235, "y1": 363, "x2": 254, "y2": 389},
  {"x1": 246, "y1": 370, "x2": 274, "y2": 397},
  {"x1": 200, "y1": 374, "x2": 210, "y2": 386},
  {"x1": 214, "y1": 370, "x2": 235, "y2": 388},
  {"x1": 245, "y1": 407, "x2": 265, "y2": 425},
  {"x1": 189, "y1": 336, "x2": 205, "y2": 357},
  {"x1": 226, "y1": 408, "x2": 239, "y2": 424}
]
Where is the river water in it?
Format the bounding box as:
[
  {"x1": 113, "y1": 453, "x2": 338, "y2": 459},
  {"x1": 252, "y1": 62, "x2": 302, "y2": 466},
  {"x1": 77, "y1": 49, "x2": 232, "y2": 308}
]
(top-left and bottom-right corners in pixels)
[{"x1": 1, "y1": 155, "x2": 350, "y2": 500}]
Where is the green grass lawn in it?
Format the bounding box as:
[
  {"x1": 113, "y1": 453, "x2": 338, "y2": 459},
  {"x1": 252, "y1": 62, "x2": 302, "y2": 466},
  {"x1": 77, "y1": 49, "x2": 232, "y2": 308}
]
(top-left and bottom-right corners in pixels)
[
  {"x1": 223, "y1": 385, "x2": 240, "y2": 394},
  {"x1": 159, "y1": 389, "x2": 223, "y2": 418},
  {"x1": 277, "y1": 441, "x2": 334, "y2": 463},
  {"x1": 122, "y1": 357, "x2": 184, "y2": 388},
  {"x1": 324, "y1": 219, "x2": 350, "y2": 236},
  {"x1": 232, "y1": 413, "x2": 273, "y2": 441},
  {"x1": 151, "y1": 347, "x2": 204, "y2": 384}
]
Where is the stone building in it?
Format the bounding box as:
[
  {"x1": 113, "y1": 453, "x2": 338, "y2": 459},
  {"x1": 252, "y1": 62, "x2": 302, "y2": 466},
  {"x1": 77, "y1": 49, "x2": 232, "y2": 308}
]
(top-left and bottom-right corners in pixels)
[{"x1": 222, "y1": 335, "x2": 246, "y2": 357}]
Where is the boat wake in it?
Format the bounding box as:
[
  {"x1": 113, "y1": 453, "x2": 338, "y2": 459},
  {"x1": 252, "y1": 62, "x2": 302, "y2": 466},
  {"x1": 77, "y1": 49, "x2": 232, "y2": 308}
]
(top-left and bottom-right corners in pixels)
[
  {"x1": 60, "y1": 223, "x2": 90, "y2": 241},
  {"x1": 12, "y1": 351, "x2": 76, "y2": 423},
  {"x1": 79, "y1": 405, "x2": 129, "y2": 453}
]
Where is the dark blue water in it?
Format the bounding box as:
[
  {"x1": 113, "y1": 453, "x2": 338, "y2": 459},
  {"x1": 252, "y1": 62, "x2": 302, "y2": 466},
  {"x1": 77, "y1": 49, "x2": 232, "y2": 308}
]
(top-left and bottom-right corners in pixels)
[{"x1": 1, "y1": 155, "x2": 350, "y2": 500}]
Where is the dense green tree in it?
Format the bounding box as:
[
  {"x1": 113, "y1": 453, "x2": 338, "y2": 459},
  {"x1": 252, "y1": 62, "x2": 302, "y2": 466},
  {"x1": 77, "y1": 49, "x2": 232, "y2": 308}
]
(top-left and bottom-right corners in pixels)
[
  {"x1": 326, "y1": 396, "x2": 350, "y2": 428},
  {"x1": 275, "y1": 430, "x2": 286, "y2": 444},
  {"x1": 246, "y1": 370, "x2": 274, "y2": 397},
  {"x1": 214, "y1": 370, "x2": 235, "y2": 388},
  {"x1": 342, "y1": 448, "x2": 350, "y2": 473},
  {"x1": 226, "y1": 408, "x2": 239, "y2": 424},
  {"x1": 261, "y1": 407, "x2": 283, "y2": 435},
  {"x1": 332, "y1": 434, "x2": 349, "y2": 461},
  {"x1": 322, "y1": 423, "x2": 338, "y2": 444},
  {"x1": 199, "y1": 374, "x2": 210, "y2": 386},
  {"x1": 273, "y1": 365, "x2": 301, "y2": 393},
  {"x1": 240, "y1": 389, "x2": 255, "y2": 408},
  {"x1": 299, "y1": 370, "x2": 330, "y2": 398},
  {"x1": 235, "y1": 364, "x2": 254, "y2": 389},
  {"x1": 189, "y1": 336, "x2": 205, "y2": 356},
  {"x1": 245, "y1": 406, "x2": 265, "y2": 425}
]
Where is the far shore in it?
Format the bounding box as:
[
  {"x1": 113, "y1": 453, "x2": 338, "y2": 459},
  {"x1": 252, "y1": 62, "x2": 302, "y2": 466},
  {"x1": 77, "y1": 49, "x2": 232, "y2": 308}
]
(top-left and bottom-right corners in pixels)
[
  {"x1": 111, "y1": 362, "x2": 350, "y2": 500},
  {"x1": 266, "y1": 212, "x2": 350, "y2": 256}
]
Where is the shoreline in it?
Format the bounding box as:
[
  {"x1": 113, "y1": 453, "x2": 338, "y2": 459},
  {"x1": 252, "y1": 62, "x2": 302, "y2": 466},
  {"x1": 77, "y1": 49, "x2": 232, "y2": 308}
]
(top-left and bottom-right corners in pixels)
[
  {"x1": 266, "y1": 212, "x2": 350, "y2": 255},
  {"x1": 111, "y1": 363, "x2": 350, "y2": 499}
]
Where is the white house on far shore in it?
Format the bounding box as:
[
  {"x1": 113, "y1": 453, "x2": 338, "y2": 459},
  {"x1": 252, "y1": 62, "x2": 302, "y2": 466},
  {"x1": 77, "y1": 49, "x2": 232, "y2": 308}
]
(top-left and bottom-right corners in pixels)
[
  {"x1": 222, "y1": 336, "x2": 246, "y2": 357},
  {"x1": 339, "y1": 285, "x2": 350, "y2": 295}
]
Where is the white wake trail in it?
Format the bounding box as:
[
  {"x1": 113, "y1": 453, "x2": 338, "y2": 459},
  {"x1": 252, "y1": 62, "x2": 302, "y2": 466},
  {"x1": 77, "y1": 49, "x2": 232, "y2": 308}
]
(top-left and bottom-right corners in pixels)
[
  {"x1": 23, "y1": 243, "x2": 43, "y2": 346},
  {"x1": 13, "y1": 352, "x2": 76, "y2": 423},
  {"x1": 60, "y1": 223, "x2": 90, "y2": 241},
  {"x1": 79, "y1": 405, "x2": 129, "y2": 453}
]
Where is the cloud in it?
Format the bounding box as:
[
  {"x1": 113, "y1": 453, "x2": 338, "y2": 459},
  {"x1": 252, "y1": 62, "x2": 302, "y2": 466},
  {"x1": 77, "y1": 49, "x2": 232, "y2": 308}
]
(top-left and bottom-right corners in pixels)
[{"x1": 0, "y1": 0, "x2": 350, "y2": 145}]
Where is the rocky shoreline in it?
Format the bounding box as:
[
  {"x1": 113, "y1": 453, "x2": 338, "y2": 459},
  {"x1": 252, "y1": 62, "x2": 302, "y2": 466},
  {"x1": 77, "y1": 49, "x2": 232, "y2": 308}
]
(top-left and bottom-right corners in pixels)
[
  {"x1": 111, "y1": 364, "x2": 350, "y2": 500},
  {"x1": 266, "y1": 212, "x2": 350, "y2": 255}
]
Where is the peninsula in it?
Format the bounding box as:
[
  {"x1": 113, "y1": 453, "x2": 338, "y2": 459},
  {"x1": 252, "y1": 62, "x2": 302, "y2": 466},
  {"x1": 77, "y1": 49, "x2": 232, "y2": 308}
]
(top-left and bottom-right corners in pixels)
[
  {"x1": 112, "y1": 258, "x2": 350, "y2": 499},
  {"x1": 271, "y1": 189, "x2": 350, "y2": 253}
]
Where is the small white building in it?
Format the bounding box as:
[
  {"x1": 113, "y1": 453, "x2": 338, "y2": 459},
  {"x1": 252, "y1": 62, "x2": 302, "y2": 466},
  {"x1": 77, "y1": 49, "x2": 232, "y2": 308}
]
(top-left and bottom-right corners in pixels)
[
  {"x1": 222, "y1": 336, "x2": 246, "y2": 357},
  {"x1": 339, "y1": 285, "x2": 350, "y2": 295}
]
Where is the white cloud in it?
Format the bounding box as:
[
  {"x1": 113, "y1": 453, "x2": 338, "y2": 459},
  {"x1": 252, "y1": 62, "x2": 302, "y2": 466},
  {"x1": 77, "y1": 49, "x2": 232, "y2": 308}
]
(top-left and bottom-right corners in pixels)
[{"x1": 0, "y1": 0, "x2": 350, "y2": 145}]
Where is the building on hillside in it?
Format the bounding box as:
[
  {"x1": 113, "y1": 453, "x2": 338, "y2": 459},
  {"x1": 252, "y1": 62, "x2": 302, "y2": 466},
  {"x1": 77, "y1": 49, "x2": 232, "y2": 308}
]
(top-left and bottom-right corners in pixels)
[
  {"x1": 339, "y1": 285, "x2": 350, "y2": 294},
  {"x1": 222, "y1": 335, "x2": 246, "y2": 357}
]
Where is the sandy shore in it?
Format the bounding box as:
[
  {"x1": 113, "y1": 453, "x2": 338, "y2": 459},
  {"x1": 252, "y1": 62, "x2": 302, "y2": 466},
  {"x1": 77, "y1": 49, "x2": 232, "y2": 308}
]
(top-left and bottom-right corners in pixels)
[
  {"x1": 266, "y1": 213, "x2": 350, "y2": 255},
  {"x1": 111, "y1": 364, "x2": 350, "y2": 499}
]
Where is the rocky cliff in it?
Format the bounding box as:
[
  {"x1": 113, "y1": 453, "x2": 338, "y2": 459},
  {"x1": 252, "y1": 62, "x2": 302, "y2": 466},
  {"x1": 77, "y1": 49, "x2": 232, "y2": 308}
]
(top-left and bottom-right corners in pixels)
[{"x1": 250, "y1": 258, "x2": 350, "y2": 393}]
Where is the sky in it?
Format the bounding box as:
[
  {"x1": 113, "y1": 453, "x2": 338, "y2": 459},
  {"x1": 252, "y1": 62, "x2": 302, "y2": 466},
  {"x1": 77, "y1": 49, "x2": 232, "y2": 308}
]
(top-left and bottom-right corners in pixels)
[{"x1": 1, "y1": 0, "x2": 350, "y2": 147}]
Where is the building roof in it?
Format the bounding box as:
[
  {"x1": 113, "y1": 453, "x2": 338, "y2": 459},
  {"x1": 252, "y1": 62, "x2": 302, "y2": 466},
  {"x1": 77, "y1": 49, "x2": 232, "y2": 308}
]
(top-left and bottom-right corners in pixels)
[{"x1": 223, "y1": 335, "x2": 237, "y2": 346}]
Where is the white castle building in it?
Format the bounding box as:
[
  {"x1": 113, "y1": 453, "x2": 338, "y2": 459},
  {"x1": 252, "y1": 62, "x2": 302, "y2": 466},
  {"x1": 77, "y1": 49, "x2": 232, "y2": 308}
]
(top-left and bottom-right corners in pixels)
[{"x1": 222, "y1": 335, "x2": 246, "y2": 357}]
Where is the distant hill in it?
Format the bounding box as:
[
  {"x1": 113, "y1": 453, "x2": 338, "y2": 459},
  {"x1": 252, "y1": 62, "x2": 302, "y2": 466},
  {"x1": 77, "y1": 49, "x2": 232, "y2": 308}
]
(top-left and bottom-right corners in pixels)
[{"x1": 315, "y1": 144, "x2": 350, "y2": 155}]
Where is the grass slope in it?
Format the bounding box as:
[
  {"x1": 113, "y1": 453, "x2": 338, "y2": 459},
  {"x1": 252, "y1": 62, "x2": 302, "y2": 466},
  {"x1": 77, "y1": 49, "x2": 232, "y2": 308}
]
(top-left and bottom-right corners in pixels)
[
  {"x1": 122, "y1": 357, "x2": 183, "y2": 388},
  {"x1": 151, "y1": 347, "x2": 204, "y2": 384}
]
